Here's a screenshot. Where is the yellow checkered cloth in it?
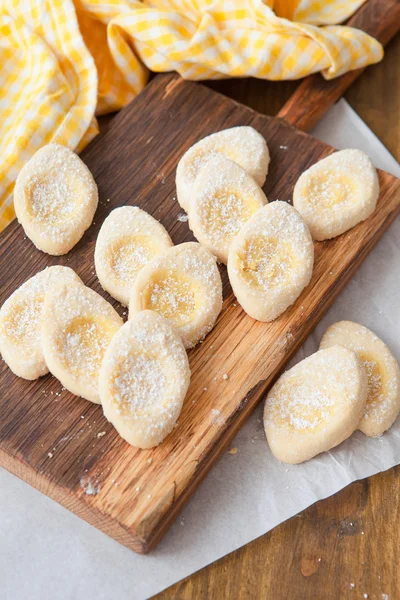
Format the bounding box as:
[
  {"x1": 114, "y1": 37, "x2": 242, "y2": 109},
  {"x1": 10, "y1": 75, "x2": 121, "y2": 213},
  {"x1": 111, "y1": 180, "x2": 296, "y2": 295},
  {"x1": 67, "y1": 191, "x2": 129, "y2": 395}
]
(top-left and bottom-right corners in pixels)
[{"x1": 0, "y1": 0, "x2": 383, "y2": 232}]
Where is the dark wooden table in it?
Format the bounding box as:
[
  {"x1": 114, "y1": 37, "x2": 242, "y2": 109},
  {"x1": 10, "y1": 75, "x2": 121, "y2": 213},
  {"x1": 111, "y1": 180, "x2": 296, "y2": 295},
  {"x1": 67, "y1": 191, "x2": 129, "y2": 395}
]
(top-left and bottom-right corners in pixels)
[{"x1": 151, "y1": 33, "x2": 400, "y2": 600}]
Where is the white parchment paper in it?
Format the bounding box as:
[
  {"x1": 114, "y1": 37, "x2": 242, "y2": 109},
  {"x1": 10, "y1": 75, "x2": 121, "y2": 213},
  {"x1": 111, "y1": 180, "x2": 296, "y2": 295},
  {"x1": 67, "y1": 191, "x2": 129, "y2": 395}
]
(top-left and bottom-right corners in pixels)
[{"x1": 1, "y1": 99, "x2": 399, "y2": 600}]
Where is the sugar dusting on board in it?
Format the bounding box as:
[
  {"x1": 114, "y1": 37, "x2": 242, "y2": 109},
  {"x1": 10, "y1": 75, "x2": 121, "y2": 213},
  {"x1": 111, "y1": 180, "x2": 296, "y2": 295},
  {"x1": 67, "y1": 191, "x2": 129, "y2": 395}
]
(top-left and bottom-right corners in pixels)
[{"x1": 80, "y1": 476, "x2": 101, "y2": 496}]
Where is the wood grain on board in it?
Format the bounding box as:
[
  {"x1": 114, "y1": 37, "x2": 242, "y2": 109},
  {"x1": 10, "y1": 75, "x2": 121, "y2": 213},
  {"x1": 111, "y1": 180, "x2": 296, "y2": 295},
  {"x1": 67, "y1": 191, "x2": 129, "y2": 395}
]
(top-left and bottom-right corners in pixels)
[{"x1": 0, "y1": 73, "x2": 399, "y2": 554}]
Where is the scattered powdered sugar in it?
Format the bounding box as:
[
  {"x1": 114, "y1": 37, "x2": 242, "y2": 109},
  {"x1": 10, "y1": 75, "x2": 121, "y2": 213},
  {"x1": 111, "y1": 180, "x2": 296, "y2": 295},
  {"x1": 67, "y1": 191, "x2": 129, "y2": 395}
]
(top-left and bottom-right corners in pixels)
[
  {"x1": 63, "y1": 321, "x2": 112, "y2": 376},
  {"x1": 265, "y1": 347, "x2": 363, "y2": 433},
  {"x1": 177, "y1": 212, "x2": 188, "y2": 223},
  {"x1": 28, "y1": 173, "x2": 77, "y2": 224},
  {"x1": 149, "y1": 277, "x2": 197, "y2": 324},
  {"x1": 111, "y1": 240, "x2": 150, "y2": 281},
  {"x1": 112, "y1": 355, "x2": 166, "y2": 411}
]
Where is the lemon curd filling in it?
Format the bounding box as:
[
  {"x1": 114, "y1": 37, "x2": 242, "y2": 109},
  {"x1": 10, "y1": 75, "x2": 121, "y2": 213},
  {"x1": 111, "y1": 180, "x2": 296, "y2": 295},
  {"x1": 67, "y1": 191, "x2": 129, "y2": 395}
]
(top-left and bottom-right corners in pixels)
[
  {"x1": 304, "y1": 172, "x2": 356, "y2": 210},
  {"x1": 108, "y1": 235, "x2": 159, "y2": 282},
  {"x1": 2, "y1": 294, "x2": 43, "y2": 345},
  {"x1": 200, "y1": 190, "x2": 260, "y2": 241},
  {"x1": 358, "y1": 351, "x2": 383, "y2": 407},
  {"x1": 237, "y1": 235, "x2": 294, "y2": 289},
  {"x1": 141, "y1": 271, "x2": 201, "y2": 326},
  {"x1": 60, "y1": 315, "x2": 120, "y2": 376},
  {"x1": 26, "y1": 171, "x2": 82, "y2": 224}
]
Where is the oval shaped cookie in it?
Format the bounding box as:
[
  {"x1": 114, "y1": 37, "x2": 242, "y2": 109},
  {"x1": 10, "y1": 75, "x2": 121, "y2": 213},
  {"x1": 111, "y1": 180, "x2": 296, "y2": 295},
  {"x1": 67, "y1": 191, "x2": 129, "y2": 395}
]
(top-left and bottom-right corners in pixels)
[
  {"x1": 95, "y1": 206, "x2": 173, "y2": 306},
  {"x1": 320, "y1": 321, "x2": 400, "y2": 437},
  {"x1": 100, "y1": 311, "x2": 190, "y2": 448},
  {"x1": 14, "y1": 144, "x2": 98, "y2": 255},
  {"x1": 0, "y1": 266, "x2": 82, "y2": 380},
  {"x1": 42, "y1": 281, "x2": 123, "y2": 403},
  {"x1": 264, "y1": 346, "x2": 368, "y2": 464},
  {"x1": 129, "y1": 242, "x2": 222, "y2": 348},
  {"x1": 227, "y1": 201, "x2": 314, "y2": 322},
  {"x1": 189, "y1": 156, "x2": 267, "y2": 264},
  {"x1": 176, "y1": 126, "x2": 269, "y2": 211},
  {"x1": 293, "y1": 149, "x2": 379, "y2": 241}
]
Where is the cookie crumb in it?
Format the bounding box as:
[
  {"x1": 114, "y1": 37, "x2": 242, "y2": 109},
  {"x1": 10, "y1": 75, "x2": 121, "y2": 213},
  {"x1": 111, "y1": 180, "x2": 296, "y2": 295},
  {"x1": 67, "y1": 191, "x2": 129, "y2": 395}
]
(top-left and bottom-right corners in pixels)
[{"x1": 228, "y1": 447, "x2": 237, "y2": 455}]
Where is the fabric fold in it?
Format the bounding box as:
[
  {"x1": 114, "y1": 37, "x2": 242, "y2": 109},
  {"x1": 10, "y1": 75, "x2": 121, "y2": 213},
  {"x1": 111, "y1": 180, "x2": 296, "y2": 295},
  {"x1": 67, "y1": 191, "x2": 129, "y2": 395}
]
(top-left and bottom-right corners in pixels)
[{"x1": 0, "y1": 0, "x2": 383, "y2": 231}]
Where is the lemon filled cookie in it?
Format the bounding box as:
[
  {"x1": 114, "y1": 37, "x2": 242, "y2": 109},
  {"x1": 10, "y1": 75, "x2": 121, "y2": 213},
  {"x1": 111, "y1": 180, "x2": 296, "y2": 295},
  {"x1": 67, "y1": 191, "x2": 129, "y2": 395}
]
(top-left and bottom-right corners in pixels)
[
  {"x1": 42, "y1": 281, "x2": 123, "y2": 403},
  {"x1": 293, "y1": 149, "x2": 379, "y2": 241},
  {"x1": 320, "y1": 321, "x2": 400, "y2": 437},
  {"x1": 100, "y1": 311, "x2": 190, "y2": 449},
  {"x1": 264, "y1": 346, "x2": 368, "y2": 464},
  {"x1": 0, "y1": 266, "x2": 82, "y2": 380},
  {"x1": 14, "y1": 144, "x2": 98, "y2": 255},
  {"x1": 95, "y1": 206, "x2": 173, "y2": 306},
  {"x1": 189, "y1": 156, "x2": 267, "y2": 264},
  {"x1": 129, "y1": 242, "x2": 222, "y2": 348},
  {"x1": 228, "y1": 201, "x2": 313, "y2": 322},
  {"x1": 176, "y1": 126, "x2": 269, "y2": 212}
]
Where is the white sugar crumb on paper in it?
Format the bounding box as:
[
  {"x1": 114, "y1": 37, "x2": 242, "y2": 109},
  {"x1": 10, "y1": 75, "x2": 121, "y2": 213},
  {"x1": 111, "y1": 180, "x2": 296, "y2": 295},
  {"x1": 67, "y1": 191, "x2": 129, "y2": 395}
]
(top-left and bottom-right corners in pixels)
[
  {"x1": 80, "y1": 477, "x2": 101, "y2": 496},
  {"x1": 350, "y1": 583, "x2": 355, "y2": 589},
  {"x1": 47, "y1": 452, "x2": 53, "y2": 458},
  {"x1": 177, "y1": 212, "x2": 188, "y2": 223}
]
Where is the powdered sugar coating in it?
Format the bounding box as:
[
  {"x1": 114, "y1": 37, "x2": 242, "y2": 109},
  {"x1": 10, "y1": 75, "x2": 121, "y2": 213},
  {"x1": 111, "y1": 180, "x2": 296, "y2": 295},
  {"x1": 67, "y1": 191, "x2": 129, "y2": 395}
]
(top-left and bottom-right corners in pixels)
[
  {"x1": 176, "y1": 126, "x2": 270, "y2": 211},
  {"x1": 320, "y1": 321, "x2": 400, "y2": 437},
  {"x1": 129, "y1": 242, "x2": 222, "y2": 349},
  {"x1": 293, "y1": 149, "x2": 379, "y2": 241},
  {"x1": 189, "y1": 156, "x2": 267, "y2": 264},
  {"x1": 14, "y1": 144, "x2": 98, "y2": 255},
  {"x1": 0, "y1": 266, "x2": 81, "y2": 379},
  {"x1": 95, "y1": 206, "x2": 173, "y2": 306},
  {"x1": 264, "y1": 346, "x2": 368, "y2": 464},
  {"x1": 42, "y1": 281, "x2": 123, "y2": 403},
  {"x1": 100, "y1": 311, "x2": 190, "y2": 448},
  {"x1": 228, "y1": 201, "x2": 314, "y2": 322}
]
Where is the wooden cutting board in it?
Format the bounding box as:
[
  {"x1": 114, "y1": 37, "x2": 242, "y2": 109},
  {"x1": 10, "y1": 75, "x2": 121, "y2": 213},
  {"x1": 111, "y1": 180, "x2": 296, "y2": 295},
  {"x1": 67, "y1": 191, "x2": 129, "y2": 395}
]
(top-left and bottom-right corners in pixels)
[{"x1": 0, "y1": 71, "x2": 399, "y2": 553}]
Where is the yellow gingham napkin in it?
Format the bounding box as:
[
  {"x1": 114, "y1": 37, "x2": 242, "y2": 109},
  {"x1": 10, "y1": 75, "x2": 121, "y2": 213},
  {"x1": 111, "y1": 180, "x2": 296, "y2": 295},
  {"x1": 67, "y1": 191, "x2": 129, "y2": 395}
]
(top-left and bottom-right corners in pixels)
[{"x1": 0, "y1": 0, "x2": 383, "y2": 232}]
